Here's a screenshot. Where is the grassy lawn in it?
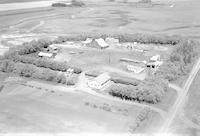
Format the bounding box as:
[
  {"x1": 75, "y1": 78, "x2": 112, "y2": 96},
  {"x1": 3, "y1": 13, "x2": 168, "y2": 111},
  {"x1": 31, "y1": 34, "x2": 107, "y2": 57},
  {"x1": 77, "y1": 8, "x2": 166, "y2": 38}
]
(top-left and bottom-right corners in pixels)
[{"x1": 66, "y1": 48, "x2": 147, "y2": 70}]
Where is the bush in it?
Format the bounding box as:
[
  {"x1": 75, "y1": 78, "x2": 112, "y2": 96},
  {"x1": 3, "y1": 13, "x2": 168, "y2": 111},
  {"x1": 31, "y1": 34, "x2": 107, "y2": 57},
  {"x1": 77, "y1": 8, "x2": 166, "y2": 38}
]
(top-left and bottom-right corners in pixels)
[{"x1": 129, "y1": 108, "x2": 153, "y2": 132}]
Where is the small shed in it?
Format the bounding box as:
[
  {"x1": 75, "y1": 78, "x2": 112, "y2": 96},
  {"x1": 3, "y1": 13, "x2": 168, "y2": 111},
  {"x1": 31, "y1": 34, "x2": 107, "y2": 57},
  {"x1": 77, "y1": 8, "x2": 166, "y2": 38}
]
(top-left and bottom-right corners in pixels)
[
  {"x1": 38, "y1": 52, "x2": 53, "y2": 58},
  {"x1": 87, "y1": 73, "x2": 111, "y2": 90}
]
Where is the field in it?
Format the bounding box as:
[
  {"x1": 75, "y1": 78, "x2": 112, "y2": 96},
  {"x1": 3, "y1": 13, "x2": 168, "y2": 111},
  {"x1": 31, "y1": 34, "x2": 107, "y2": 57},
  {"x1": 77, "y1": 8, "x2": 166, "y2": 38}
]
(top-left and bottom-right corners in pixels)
[
  {"x1": 0, "y1": 0, "x2": 199, "y2": 38},
  {"x1": 0, "y1": 79, "x2": 143, "y2": 133}
]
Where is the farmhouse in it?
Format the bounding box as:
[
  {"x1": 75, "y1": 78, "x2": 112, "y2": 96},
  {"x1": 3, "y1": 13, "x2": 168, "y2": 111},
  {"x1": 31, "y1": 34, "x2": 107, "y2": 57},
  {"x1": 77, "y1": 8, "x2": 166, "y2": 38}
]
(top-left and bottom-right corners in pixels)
[
  {"x1": 127, "y1": 65, "x2": 145, "y2": 74},
  {"x1": 87, "y1": 73, "x2": 111, "y2": 90},
  {"x1": 38, "y1": 52, "x2": 53, "y2": 58}
]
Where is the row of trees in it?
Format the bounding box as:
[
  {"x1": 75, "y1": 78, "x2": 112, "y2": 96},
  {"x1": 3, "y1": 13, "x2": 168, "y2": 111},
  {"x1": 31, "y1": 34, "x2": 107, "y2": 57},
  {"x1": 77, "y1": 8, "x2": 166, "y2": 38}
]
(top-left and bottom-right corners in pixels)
[
  {"x1": 0, "y1": 60, "x2": 76, "y2": 85},
  {"x1": 107, "y1": 77, "x2": 167, "y2": 104},
  {"x1": 156, "y1": 40, "x2": 199, "y2": 82},
  {"x1": 2, "y1": 39, "x2": 82, "y2": 74},
  {"x1": 52, "y1": 33, "x2": 181, "y2": 45},
  {"x1": 8, "y1": 54, "x2": 81, "y2": 74}
]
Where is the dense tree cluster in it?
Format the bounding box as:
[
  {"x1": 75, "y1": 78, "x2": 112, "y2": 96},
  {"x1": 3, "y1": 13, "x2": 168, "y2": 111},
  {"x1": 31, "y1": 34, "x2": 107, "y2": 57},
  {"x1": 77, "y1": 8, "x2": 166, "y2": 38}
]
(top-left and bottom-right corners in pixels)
[
  {"x1": 156, "y1": 40, "x2": 199, "y2": 81},
  {"x1": 0, "y1": 60, "x2": 76, "y2": 85},
  {"x1": 107, "y1": 78, "x2": 167, "y2": 104}
]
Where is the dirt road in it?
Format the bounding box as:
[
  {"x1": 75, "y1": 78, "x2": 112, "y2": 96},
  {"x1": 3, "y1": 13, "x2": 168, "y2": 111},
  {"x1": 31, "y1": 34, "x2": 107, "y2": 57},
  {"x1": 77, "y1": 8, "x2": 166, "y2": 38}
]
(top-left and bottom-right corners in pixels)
[{"x1": 159, "y1": 58, "x2": 200, "y2": 133}]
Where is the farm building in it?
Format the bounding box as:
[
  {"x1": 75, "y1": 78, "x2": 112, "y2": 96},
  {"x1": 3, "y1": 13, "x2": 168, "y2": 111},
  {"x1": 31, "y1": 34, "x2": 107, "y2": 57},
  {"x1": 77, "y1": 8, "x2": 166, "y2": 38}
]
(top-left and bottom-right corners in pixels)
[
  {"x1": 146, "y1": 61, "x2": 163, "y2": 69},
  {"x1": 150, "y1": 54, "x2": 161, "y2": 62},
  {"x1": 87, "y1": 38, "x2": 109, "y2": 49},
  {"x1": 127, "y1": 65, "x2": 145, "y2": 74},
  {"x1": 105, "y1": 37, "x2": 119, "y2": 45},
  {"x1": 38, "y1": 52, "x2": 53, "y2": 58},
  {"x1": 87, "y1": 73, "x2": 111, "y2": 90},
  {"x1": 95, "y1": 38, "x2": 109, "y2": 49}
]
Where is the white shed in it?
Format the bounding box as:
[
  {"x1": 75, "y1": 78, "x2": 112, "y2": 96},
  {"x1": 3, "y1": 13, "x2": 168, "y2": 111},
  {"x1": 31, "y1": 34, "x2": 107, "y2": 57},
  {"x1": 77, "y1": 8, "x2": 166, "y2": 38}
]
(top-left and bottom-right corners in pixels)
[
  {"x1": 87, "y1": 73, "x2": 111, "y2": 90},
  {"x1": 38, "y1": 52, "x2": 53, "y2": 58}
]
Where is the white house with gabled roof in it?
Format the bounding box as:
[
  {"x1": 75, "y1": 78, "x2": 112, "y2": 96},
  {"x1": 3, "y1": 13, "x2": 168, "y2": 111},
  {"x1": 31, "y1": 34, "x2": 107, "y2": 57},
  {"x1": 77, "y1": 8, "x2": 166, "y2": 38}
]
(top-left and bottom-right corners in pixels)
[{"x1": 87, "y1": 73, "x2": 111, "y2": 90}]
